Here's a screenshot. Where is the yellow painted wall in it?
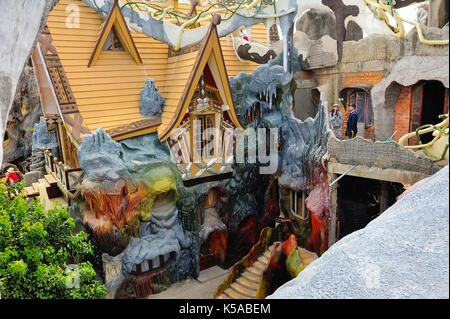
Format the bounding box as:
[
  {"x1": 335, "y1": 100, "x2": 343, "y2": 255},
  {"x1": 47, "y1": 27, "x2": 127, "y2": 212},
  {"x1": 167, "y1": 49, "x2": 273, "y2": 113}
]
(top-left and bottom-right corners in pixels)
[
  {"x1": 46, "y1": 0, "x2": 268, "y2": 135},
  {"x1": 47, "y1": 0, "x2": 168, "y2": 132}
]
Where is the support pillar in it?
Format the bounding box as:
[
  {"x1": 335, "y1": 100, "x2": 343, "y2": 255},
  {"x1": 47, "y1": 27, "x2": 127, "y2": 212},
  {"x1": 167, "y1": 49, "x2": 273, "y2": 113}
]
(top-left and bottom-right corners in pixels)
[
  {"x1": 379, "y1": 181, "x2": 391, "y2": 214},
  {"x1": 328, "y1": 173, "x2": 338, "y2": 247}
]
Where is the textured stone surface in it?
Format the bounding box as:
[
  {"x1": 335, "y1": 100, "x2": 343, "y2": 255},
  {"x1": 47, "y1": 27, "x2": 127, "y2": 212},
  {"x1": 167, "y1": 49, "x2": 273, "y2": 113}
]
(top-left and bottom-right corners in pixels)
[
  {"x1": 140, "y1": 78, "x2": 165, "y2": 118},
  {"x1": 32, "y1": 121, "x2": 58, "y2": 153},
  {"x1": 2, "y1": 66, "x2": 42, "y2": 164},
  {"x1": 0, "y1": 0, "x2": 58, "y2": 164},
  {"x1": 294, "y1": 31, "x2": 338, "y2": 70},
  {"x1": 296, "y1": 8, "x2": 336, "y2": 40},
  {"x1": 428, "y1": 0, "x2": 449, "y2": 28},
  {"x1": 78, "y1": 128, "x2": 131, "y2": 191},
  {"x1": 77, "y1": 128, "x2": 201, "y2": 297},
  {"x1": 327, "y1": 134, "x2": 441, "y2": 175},
  {"x1": 268, "y1": 165, "x2": 449, "y2": 299},
  {"x1": 341, "y1": 26, "x2": 449, "y2": 65}
]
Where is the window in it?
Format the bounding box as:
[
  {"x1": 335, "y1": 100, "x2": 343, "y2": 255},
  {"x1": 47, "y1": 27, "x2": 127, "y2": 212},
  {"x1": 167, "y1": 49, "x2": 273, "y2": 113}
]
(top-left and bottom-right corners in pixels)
[
  {"x1": 410, "y1": 81, "x2": 448, "y2": 144},
  {"x1": 103, "y1": 28, "x2": 124, "y2": 51},
  {"x1": 290, "y1": 190, "x2": 310, "y2": 220},
  {"x1": 348, "y1": 90, "x2": 373, "y2": 128},
  {"x1": 194, "y1": 114, "x2": 215, "y2": 160}
]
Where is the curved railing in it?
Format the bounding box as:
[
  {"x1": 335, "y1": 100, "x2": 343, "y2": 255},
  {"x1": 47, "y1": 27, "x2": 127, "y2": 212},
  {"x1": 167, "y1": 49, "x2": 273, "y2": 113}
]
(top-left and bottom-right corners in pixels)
[
  {"x1": 398, "y1": 114, "x2": 449, "y2": 162},
  {"x1": 364, "y1": 0, "x2": 449, "y2": 46},
  {"x1": 212, "y1": 226, "x2": 278, "y2": 298}
]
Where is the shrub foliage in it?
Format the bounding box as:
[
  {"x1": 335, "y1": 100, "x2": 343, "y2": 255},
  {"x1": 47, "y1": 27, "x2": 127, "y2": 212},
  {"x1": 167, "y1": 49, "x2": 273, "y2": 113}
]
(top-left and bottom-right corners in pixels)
[{"x1": 0, "y1": 180, "x2": 106, "y2": 299}]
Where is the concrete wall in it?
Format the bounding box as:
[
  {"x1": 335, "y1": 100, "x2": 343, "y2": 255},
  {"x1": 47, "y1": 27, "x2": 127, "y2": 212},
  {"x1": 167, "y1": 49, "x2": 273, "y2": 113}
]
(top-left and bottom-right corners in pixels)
[
  {"x1": 300, "y1": 24, "x2": 449, "y2": 140},
  {"x1": 428, "y1": 0, "x2": 449, "y2": 28}
]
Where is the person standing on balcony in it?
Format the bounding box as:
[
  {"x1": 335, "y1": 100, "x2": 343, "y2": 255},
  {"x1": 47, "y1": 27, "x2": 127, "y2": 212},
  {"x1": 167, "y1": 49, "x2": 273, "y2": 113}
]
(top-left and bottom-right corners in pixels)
[
  {"x1": 346, "y1": 104, "x2": 358, "y2": 139},
  {"x1": 330, "y1": 103, "x2": 343, "y2": 139}
]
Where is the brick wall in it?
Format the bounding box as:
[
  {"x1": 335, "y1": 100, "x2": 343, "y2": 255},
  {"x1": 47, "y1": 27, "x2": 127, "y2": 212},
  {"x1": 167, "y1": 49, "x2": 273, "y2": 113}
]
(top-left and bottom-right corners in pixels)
[
  {"x1": 393, "y1": 86, "x2": 412, "y2": 142},
  {"x1": 341, "y1": 71, "x2": 384, "y2": 88},
  {"x1": 340, "y1": 71, "x2": 384, "y2": 140}
]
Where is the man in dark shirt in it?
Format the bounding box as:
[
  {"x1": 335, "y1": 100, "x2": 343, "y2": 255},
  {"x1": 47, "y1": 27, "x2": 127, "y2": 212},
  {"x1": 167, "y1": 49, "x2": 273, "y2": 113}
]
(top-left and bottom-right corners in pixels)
[{"x1": 346, "y1": 104, "x2": 358, "y2": 138}]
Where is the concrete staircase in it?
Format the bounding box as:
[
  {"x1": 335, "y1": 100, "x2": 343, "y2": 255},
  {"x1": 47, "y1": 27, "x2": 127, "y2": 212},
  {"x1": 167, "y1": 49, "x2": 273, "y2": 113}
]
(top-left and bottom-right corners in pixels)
[
  {"x1": 217, "y1": 244, "x2": 275, "y2": 299},
  {"x1": 217, "y1": 244, "x2": 318, "y2": 299}
]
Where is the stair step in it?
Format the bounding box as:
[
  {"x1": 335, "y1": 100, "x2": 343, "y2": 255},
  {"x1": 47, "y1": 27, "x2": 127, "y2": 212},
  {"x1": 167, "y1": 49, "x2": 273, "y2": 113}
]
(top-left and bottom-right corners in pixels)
[
  {"x1": 227, "y1": 286, "x2": 255, "y2": 299},
  {"x1": 242, "y1": 270, "x2": 261, "y2": 283},
  {"x1": 38, "y1": 178, "x2": 50, "y2": 188},
  {"x1": 223, "y1": 288, "x2": 246, "y2": 299},
  {"x1": 247, "y1": 266, "x2": 263, "y2": 277},
  {"x1": 32, "y1": 182, "x2": 41, "y2": 193},
  {"x1": 45, "y1": 174, "x2": 57, "y2": 184},
  {"x1": 24, "y1": 186, "x2": 37, "y2": 196},
  {"x1": 222, "y1": 290, "x2": 234, "y2": 299},
  {"x1": 230, "y1": 282, "x2": 256, "y2": 298},
  {"x1": 236, "y1": 277, "x2": 258, "y2": 291},
  {"x1": 253, "y1": 260, "x2": 266, "y2": 271}
]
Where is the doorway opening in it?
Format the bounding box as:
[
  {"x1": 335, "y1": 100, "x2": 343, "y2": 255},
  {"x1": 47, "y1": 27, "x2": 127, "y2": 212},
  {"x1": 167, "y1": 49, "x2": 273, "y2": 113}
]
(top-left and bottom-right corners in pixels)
[
  {"x1": 410, "y1": 81, "x2": 448, "y2": 144},
  {"x1": 336, "y1": 175, "x2": 404, "y2": 239}
]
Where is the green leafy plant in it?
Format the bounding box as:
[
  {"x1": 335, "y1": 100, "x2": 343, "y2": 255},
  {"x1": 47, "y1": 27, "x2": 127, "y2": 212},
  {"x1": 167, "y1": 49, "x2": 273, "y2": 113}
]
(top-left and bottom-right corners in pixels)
[{"x1": 0, "y1": 179, "x2": 106, "y2": 299}]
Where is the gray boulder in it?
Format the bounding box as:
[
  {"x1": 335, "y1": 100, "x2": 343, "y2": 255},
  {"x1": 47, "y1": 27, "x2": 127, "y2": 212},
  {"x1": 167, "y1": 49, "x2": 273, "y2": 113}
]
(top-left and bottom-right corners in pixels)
[
  {"x1": 140, "y1": 78, "x2": 165, "y2": 118},
  {"x1": 32, "y1": 121, "x2": 58, "y2": 153},
  {"x1": 268, "y1": 165, "x2": 449, "y2": 299}
]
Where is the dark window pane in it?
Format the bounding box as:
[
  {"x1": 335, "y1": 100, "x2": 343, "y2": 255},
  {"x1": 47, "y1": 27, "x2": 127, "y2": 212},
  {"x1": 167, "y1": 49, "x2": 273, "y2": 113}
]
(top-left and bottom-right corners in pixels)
[
  {"x1": 103, "y1": 32, "x2": 113, "y2": 50},
  {"x1": 356, "y1": 92, "x2": 366, "y2": 123},
  {"x1": 112, "y1": 29, "x2": 124, "y2": 51},
  {"x1": 367, "y1": 97, "x2": 373, "y2": 126},
  {"x1": 210, "y1": 92, "x2": 218, "y2": 101}
]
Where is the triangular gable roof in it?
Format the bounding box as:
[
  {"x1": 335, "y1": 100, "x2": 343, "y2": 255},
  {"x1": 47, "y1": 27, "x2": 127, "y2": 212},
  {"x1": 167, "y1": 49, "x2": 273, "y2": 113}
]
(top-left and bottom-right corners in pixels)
[
  {"x1": 88, "y1": 0, "x2": 142, "y2": 67},
  {"x1": 158, "y1": 17, "x2": 244, "y2": 141}
]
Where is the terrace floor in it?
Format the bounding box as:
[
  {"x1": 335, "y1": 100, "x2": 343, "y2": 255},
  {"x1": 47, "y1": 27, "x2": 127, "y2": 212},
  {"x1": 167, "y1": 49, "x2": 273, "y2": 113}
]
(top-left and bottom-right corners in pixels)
[{"x1": 147, "y1": 265, "x2": 230, "y2": 299}]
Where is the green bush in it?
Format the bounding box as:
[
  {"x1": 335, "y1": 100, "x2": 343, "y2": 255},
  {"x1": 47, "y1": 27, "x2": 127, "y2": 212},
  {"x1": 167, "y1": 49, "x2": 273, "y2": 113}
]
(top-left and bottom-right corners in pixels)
[{"x1": 0, "y1": 180, "x2": 106, "y2": 299}]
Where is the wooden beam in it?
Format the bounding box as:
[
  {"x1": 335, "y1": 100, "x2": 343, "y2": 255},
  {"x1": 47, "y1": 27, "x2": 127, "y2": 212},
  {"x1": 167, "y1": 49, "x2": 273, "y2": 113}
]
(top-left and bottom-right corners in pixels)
[{"x1": 327, "y1": 162, "x2": 430, "y2": 185}]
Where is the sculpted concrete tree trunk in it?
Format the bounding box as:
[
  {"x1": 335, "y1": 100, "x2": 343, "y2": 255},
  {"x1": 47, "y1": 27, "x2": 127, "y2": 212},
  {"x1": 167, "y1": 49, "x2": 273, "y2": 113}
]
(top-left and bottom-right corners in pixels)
[{"x1": 0, "y1": 0, "x2": 58, "y2": 165}]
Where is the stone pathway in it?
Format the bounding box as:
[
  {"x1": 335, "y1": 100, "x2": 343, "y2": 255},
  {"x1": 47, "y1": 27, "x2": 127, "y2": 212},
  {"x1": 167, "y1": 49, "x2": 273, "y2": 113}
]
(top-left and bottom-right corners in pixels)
[{"x1": 147, "y1": 265, "x2": 230, "y2": 299}]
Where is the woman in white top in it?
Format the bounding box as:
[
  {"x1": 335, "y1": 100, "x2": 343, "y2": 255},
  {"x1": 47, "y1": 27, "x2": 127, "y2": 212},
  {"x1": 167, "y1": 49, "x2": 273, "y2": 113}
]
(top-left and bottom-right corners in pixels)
[{"x1": 330, "y1": 103, "x2": 343, "y2": 139}]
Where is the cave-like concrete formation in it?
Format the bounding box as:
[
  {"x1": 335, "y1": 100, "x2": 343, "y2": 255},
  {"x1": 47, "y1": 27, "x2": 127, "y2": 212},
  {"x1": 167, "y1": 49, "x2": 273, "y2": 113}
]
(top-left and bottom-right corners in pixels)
[
  {"x1": 372, "y1": 55, "x2": 449, "y2": 140},
  {"x1": 0, "y1": 0, "x2": 58, "y2": 164}
]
